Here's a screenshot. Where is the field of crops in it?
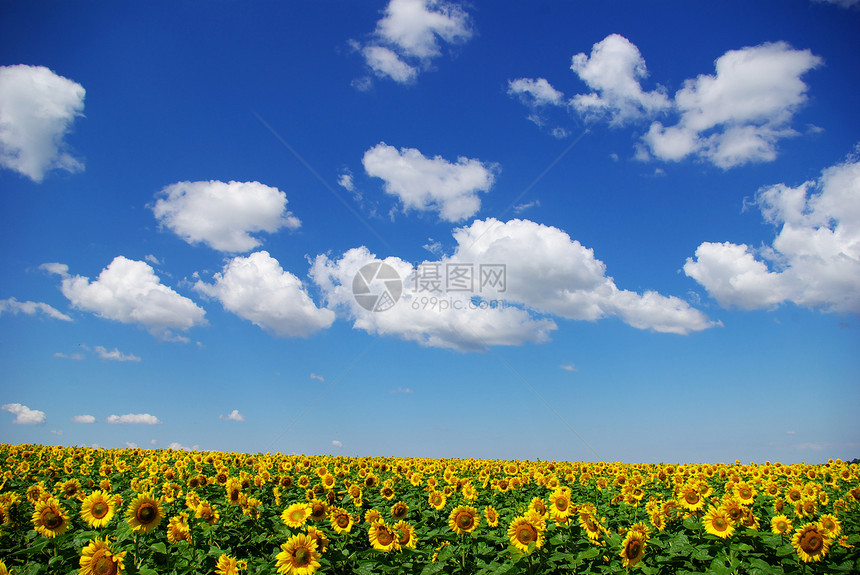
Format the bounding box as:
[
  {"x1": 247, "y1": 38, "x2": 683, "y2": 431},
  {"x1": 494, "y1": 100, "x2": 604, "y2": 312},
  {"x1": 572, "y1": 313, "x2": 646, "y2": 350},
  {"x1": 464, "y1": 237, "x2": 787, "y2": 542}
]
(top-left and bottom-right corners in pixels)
[{"x1": 0, "y1": 444, "x2": 857, "y2": 574}]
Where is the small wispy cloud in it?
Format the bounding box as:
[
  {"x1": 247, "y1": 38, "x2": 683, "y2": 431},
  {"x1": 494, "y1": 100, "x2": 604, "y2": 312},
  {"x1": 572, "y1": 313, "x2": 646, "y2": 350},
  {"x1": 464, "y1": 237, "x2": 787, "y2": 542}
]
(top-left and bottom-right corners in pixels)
[
  {"x1": 0, "y1": 297, "x2": 72, "y2": 322},
  {"x1": 145, "y1": 254, "x2": 162, "y2": 265},
  {"x1": 794, "y1": 442, "x2": 829, "y2": 451},
  {"x1": 54, "y1": 352, "x2": 85, "y2": 360},
  {"x1": 220, "y1": 409, "x2": 245, "y2": 422},
  {"x1": 389, "y1": 386, "x2": 413, "y2": 394},
  {"x1": 70, "y1": 414, "x2": 95, "y2": 424},
  {"x1": 513, "y1": 200, "x2": 540, "y2": 214},
  {"x1": 786, "y1": 430, "x2": 797, "y2": 435},
  {"x1": 94, "y1": 346, "x2": 141, "y2": 362},
  {"x1": 107, "y1": 413, "x2": 162, "y2": 425},
  {"x1": 332, "y1": 440, "x2": 343, "y2": 448},
  {"x1": 310, "y1": 373, "x2": 325, "y2": 383},
  {"x1": 560, "y1": 364, "x2": 578, "y2": 372}
]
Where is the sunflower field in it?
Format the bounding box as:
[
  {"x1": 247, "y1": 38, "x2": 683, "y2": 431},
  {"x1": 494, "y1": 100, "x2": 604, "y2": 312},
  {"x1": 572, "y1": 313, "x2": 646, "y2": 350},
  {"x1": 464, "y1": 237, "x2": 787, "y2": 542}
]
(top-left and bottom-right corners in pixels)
[{"x1": 0, "y1": 444, "x2": 858, "y2": 575}]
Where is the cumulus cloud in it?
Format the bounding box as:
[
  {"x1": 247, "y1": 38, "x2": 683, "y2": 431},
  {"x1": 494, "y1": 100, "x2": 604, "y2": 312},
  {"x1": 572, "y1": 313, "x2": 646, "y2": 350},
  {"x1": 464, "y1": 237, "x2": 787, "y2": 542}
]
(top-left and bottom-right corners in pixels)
[
  {"x1": 362, "y1": 45, "x2": 418, "y2": 84},
  {"x1": 644, "y1": 41, "x2": 822, "y2": 168},
  {"x1": 194, "y1": 251, "x2": 334, "y2": 337},
  {"x1": 70, "y1": 414, "x2": 95, "y2": 423},
  {"x1": 2, "y1": 403, "x2": 46, "y2": 424},
  {"x1": 56, "y1": 256, "x2": 206, "y2": 338},
  {"x1": 0, "y1": 297, "x2": 72, "y2": 321},
  {"x1": 310, "y1": 245, "x2": 556, "y2": 351},
  {"x1": 362, "y1": 142, "x2": 496, "y2": 222},
  {"x1": 452, "y1": 218, "x2": 716, "y2": 334},
  {"x1": 0, "y1": 65, "x2": 85, "y2": 182},
  {"x1": 220, "y1": 409, "x2": 245, "y2": 422},
  {"x1": 107, "y1": 413, "x2": 162, "y2": 425},
  {"x1": 94, "y1": 346, "x2": 141, "y2": 362},
  {"x1": 357, "y1": 0, "x2": 472, "y2": 85},
  {"x1": 570, "y1": 34, "x2": 671, "y2": 125},
  {"x1": 508, "y1": 78, "x2": 565, "y2": 107},
  {"x1": 152, "y1": 180, "x2": 301, "y2": 252},
  {"x1": 685, "y1": 150, "x2": 860, "y2": 313},
  {"x1": 331, "y1": 440, "x2": 343, "y2": 448}
]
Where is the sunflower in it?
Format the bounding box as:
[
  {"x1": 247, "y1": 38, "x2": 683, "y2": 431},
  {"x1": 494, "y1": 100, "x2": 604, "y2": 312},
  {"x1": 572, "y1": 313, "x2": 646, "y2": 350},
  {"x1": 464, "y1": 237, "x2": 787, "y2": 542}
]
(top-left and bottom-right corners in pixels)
[
  {"x1": 792, "y1": 522, "x2": 833, "y2": 563},
  {"x1": 548, "y1": 490, "x2": 572, "y2": 522},
  {"x1": 528, "y1": 497, "x2": 548, "y2": 519},
  {"x1": 785, "y1": 485, "x2": 804, "y2": 504},
  {"x1": 733, "y1": 482, "x2": 756, "y2": 505},
  {"x1": 308, "y1": 499, "x2": 327, "y2": 522},
  {"x1": 0, "y1": 559, "x2": 8, "y2": 575},
  {"x1": 276, "y1": 533, "x2": 321, "y2": 575},
  {"x1": 393, "y1": 520, "x2": 417, "y2": 549},
  {"x1": 31, "y1": 497, "x2": 70, "y2": 538},
  {"x1": 214, "y1": 554, "x2": 244, "y2": 575},
  {"x1": 619, "y1": 529, "x2": 648, "y2": 568},
  {"x1": 771, "y1": 514, "x2": 793, "y2": 536},
  {"x1": 507, "y1": 515, "x2": 544, "y2": 552},
  {"x1": 428, "y1": 490, "x2": 446, "y2": 511},
  {"x1": 448, "y1": 505, "x2": 480, "y2": 535},
  {"x1": 818, "y1": 514, "x2": 841, "y2": 538},
  {"x1": 364, "y1": 509, "x2": 383, "y2": 525},
  {"x1": 282, "y1": 503, "x2": 311, "y2": 528},
  {"x1": 304, "y1": 526, "x2": 329, "y2": 554},
  {"x1": 194, "y1": 500, "x2": 219, "y2": 525},
  {"x1": 702, "y1": 506, "x2": 734, "y2": 539},
  {"x1": 125, "y1": 493, "x2": 163, "y2": 534},
  {"x1": 328, "y1": 506, "x2": 353, "y2": 534},
  {"x1": 167, "y1": 513, "x2": 192, "y2": 544},
  {"x1": 484, "y1": 506, "x2": 499, "y2": 527},
  {"x1": 578, "y1": 512, "x2": 603, "y2": 541},
  {"x1": 368, "y1": 521, "x2": 398, "y2": 552},
  {"x1": 225, "y1": 478, "x2": 242, "y2": 506},
  {"x1": 390, "y1": 501, "x2": 408, "y2": 521},
  {"x1": 80, "y1": 490, "x2": 116, "y2": 529},
  {"x1": 78, "y1": 538, "x2": 126, "y2": 575},
  {"x1": 678, "y1": 485, "x2": 705, "y2": 512},
  {"x1": 379, "y1": 485, "x2": 395, "y2": 500}
]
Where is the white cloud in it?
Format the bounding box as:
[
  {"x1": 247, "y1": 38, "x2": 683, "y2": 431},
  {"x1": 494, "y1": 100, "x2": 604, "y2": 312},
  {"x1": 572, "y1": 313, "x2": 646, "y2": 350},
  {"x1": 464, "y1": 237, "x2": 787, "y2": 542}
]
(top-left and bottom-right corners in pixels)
[
  {"x1": 0, "y1": 297, "x2": 72, "y2": 321},
  {"x1": 362, "y1": 45, "x2": 418, "y2": 83},
  {"x1": 310, "y1": 373, "x2": 325, "y2": 382},
  {"x1": 70, "y1": 414, "x2": 95, "y2": 424},
  {"x1": 362, "y1": 142, "x2": 496, "y2": 222},
  {"x1": 145, "y1": 254, "x2": 162, "y2": 266},
  {"x1": 54, "y1": 352, "x2": 85, "y2": 360},
  {"x1": 570, "y1": 34, "x2": 671, "y2": 125},
  {"x1": 337, "y1": 171, "x2": 355, "y2": 192},
  {"x1": 560, "y1": 364, "x2": 577, "y2": 372},
  {"x1": 508, "y1": 78, "x2": 565, "y2": 107},
  {"x1": 152, "y1": 180, "x2": 301, "y2": 253},
  {"x1": 358, "y1": 0, "x2": 472, "y2": 84},
  {"x1": 107, "y1": 413, "x2": 162, "y2": 425},
  {"x1": 220, "y1": 409, "x2": 245, "y2": 422},
  {"x1": 94, "y1": 346, "x2": 141, "y2": 362},
  {"x1": 685, "y1": 150, "x2": 860, "y2": 313},
  {"x1": 309, "y1": 246, "x2": 557, "y2": 352},
  {"x1": 40, "y1": 262, "x2": 69, "y2": 277},
  {"x1": 50, "y1": 429, "x2": 63, "y2": 436},
  {"x1": 389, "y1": 386, "x2": 414, "y2": 394},
  {"x1": 194, "y1": 251, "x2": 334, "y2": 337},
  {"x1": 57, "y1": 256, "x2": 206, "y2": 338},
  {"x1": 331, "y1": 440, "x2": 343, "y2": 448},
  {"x1": 2, "y1": 403, "x2": 46, "y2": 424},
  {"x1": 452, "y1": 218, "x2": 716, "y2": 334},
  {"x1": 645, "y1": 42, "x2": 822, "y2": 168},
  {"x1": 812, "y1": 0, "x2": 859, "y2": 8},
  {"x1": 125, "y1": 442, "x2": 138, "y2": 449},
  {"x1": 0, "y1": 65, "x2": 85, "y2": 182}
]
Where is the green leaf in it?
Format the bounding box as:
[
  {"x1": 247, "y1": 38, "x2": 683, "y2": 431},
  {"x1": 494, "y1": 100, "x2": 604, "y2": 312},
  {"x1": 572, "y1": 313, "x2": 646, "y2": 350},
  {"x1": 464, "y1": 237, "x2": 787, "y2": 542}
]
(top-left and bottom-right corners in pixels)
[
  {"x1": 577, "y1": 546, "x2": 601, "y2": 561},
  {"x1": 150, "y1": 541, "x2": 167, "y2": 555}
]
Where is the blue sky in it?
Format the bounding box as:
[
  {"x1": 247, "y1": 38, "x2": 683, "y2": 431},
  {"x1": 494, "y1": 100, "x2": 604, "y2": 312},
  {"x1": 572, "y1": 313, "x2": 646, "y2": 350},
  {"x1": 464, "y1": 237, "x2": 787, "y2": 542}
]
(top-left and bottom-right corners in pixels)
[{"x1": 1, "y1": 0, "x2": 858, "y2": 464}]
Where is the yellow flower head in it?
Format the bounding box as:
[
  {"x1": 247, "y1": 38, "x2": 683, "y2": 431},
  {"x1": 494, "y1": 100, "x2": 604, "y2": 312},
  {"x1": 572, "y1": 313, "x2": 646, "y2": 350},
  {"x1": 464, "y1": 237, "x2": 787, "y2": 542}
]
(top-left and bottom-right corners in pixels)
[
  {"x1": 792, "y1": 522, "x2": 833, "y2": 563},
  {"x1": 31, "y1": 497, "x2": 70, "y2": 538},
  {"x1": 702, "y1": 506, "x2": 735, "y2": 539},
  {"x1": 282, "y1": 503, "x2": 311, "y2": 528},
  {"x1": 507, "y1": 515, "x2": 544, "y2": 552},
  {"x1": 368, "y1": 521, "x2": 399, "y2": 552},
  {"x1": 448, "y1": 505, "x2": 480, "y2": 535},
  {"x1": 619, "y1": 529, "x2": 648, "y2": 568},
  {"x1": 80, "y1": 490, "x2": 116, "y2": 529},
  {"x1": 276, "y1": 533, "x2": 321, "y2": 575},
  {"x1": 125, "y1": 493, "x2": 163, "y2": 534},
  {"x1": 78, "y1": 538, "x2": 126, "y2": 575}
]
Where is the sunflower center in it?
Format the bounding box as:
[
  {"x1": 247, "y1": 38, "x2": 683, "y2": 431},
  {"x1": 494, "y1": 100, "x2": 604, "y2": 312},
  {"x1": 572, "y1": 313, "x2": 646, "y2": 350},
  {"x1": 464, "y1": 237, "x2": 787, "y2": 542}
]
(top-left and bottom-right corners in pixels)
[
  {"x1": 92, "y1": 502, "x2": 109, "y2": 519},
  {"x1": 626, "y1": 540, "x2": 642, "y2": 559},
  {"x1": 714, "y1": 517, "x2": 727, "y2": 531},
  {"x1": 138, "y1": 504, "x2": 157, "y2": 524},
  {"x1": 801, "y1": 531, "x2": 823, "y2": 553},
  {"x1": 43, "y1": 510, "x2": 63, "y2": 529},
  {"x1": 397, "y1": 529, "x2": 410, "y2": 545},
  {"x1": 290, "y1": 510, "x2": 305, "y2": 521},
  {"x1": 457, "y1": 513, "x2": 474, "y2": 530},
  {"x1": 293, "y1": 547, "x2": 310, "y2": 567},
  {"x1": 517, "y1": 525, "x2": 536, "y2": 544},
  {"x1": 336, "y1": 515, "x2": 349, "y2": 528},
  {"x1": 684, "y1": 492, "x2": 699, "y2": 504},
  {"x1": 93, "y1": 554, "x2": 117, "y2": 575},
  {"x1": 555, "y1": 499, "x2": 568, "y2": 511},
  {"x1": 377, "y1": 529, "x2": 394, "y2": 545}
]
